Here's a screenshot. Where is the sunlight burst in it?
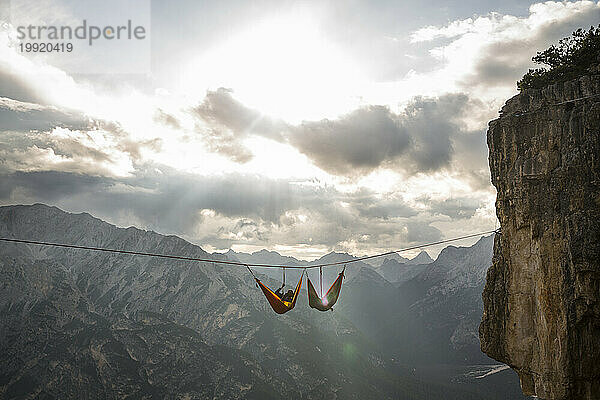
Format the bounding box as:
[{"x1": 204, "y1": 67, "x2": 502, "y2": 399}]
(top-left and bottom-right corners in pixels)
[{"x1": 185, "y1": 12, "x2": 366, "y2": 123}]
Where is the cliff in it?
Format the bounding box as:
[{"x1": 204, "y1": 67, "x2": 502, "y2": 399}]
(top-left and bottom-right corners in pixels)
[{"x1": 480, "y1": 72, "x2": 600, "y2": 399}]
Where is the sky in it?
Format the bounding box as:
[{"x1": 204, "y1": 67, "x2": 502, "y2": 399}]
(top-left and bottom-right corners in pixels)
[{"x1": 1, "y1": 0, "x2": 599, "y2": 259}]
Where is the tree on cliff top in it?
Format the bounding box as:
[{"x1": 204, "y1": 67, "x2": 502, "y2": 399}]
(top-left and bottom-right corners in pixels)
[{"x1": 518, "y1": 25, "x2": 600, "y2": 91}]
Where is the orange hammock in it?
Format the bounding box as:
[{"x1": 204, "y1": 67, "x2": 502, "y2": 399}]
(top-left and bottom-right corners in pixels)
[
  {"x1": 307, "y1": 267, "x2": 345, "y2": 311},
  {"x1": 250, "y1": 269, "x2": 304, "y2": 314}
]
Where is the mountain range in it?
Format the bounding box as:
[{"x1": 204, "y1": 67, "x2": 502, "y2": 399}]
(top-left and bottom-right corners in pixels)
[
  {"x1": 226, "y1": 247, "x2": 433, "y2": 269},
  {"x1": 0, "y1": 204, "x2": 527, "y2": 399}
]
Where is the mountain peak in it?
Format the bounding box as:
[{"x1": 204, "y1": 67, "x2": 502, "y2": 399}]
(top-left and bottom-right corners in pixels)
[
  {"x1": 408, "y1": 250, "x2": 433, "y2": 265},
  {"x1": 312, "y1": 251, "x2": 356, "y2": 264},
  {"x1": 0, "y1": 203, "x2": 210, "y2": 257},
  {"x1": 252, "y1": 249, "x2": 277, "y2": 256},
  {"x1": 363, "y1": 252, "x2": 409, "y2": 267}
]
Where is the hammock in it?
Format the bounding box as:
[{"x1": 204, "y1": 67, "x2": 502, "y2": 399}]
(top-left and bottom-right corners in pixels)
[
  {"x1": 307, "y1": 267, "x2": 345, "y2": 311},
  {"x1": 250, "y1": 269, "x2": 304, "y2": 314}
]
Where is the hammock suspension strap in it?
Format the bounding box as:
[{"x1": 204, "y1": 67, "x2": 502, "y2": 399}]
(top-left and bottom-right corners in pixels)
[
  {"x1": 245, "y1": 265, "x2": 259, "y2": 288},
  {"x1": 320, "y1": 266, "x2": 323, "y2": 297}
]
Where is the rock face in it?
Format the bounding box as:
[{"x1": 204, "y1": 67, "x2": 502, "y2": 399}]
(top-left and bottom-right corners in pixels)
[{"x1": 480, "y1": 74, "x2": 600, "y2": 399}]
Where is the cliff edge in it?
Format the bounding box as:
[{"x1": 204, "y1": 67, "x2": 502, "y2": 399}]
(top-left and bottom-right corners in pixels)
[{"x1": 480, "y1": 72, "x2": 600, "y2": 400}]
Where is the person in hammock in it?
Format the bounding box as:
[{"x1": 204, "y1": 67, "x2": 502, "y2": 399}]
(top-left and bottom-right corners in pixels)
[
  {"x1": 281, "y1": 289, "x2": 294, "y2": 303},
  {"x1": 274, "y1": 283, "x2": 286, "y2": 300}
]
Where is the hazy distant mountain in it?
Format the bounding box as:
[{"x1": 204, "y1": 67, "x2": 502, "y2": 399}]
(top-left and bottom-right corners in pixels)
[
  {"x1": 224, "y1": 249, "x2": 304, "y2": 283},
  {"x1": 334, "y1": 235, "x2": 497, "y2": 362},
  {"x1": 409, "y1": 251, "x2": 434, "y2": 265},
  {"x1": 225, "y1": 248, "x2": 303, "y2": 266},
  {"x1": 329, "y1": 234, "x2": 530, "y2": 398},
  {"x1": 0, "y1": 205, "x2": 526, "y2": 399},
  {"x1": 309, "y1": 251, "x2": 357, "y2": 264},
  {"x1": 377, "y1": 258, "x2": 429, "y2": 284},
  {"x1": 227, "y1": 249, "x2": 378, "y2": 292},
  {"x1": 376, "y1": 235, "x2": 497, "y2": 364},
  {"x1": 364, "y1": 250, "x2": 433, "y2": 268},
  {"x1": 223, "y1": 248, "x2": 433, "y2": 287}
]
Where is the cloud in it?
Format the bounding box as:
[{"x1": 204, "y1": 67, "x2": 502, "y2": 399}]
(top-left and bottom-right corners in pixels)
[
  {"x1": 421, "y1": 196, "x2": 481, "y2": 219},
  {"x1": 191, "y1": 89, "x2": 476, "y2": 179},
  {"x1": 181, "y1": 1, "x2": 600, "y2": 184},
  {"x1": 409, "y1": 1, "x2": 600, "y2": 93},
  {"x1": 0, "y1": 168, "x2": 302, "y2": 232},
  {"x1": 404, "y1": 220, "x2": 443, "y2": 243},
  {"x1": 291, "y1": 105, "x2": 410, "y2": 176},
  {"x1": 2, "y1": 1, "x2": 537, "y2": 257},
  {"x1": 0, "y1": 128, "x2": 135, "y2": 177},
  {"x1": 349, "y1": 189, "x2": 417, "y2": 219},
  {"x1": 450, "y1": 128, "x2": 491, "y2": 190},
  {"x1": 0, "y1": 97, "x2": 90, "y2": 132},
  {"x1": 0, "y1": 165, "x2": 457, "y2": 255},
  {"x1": 0, "y1": 66, "x2": 48, "y2": 104},
  {"x1": 399, "y1": 94, "x2": 465, "y2": 174},
  {"x1": 0, "y1": 97, "x2": 145, "y2": 178},
  {"x1": 290, "y1": 94, "x2": 474, "y2": 177},
  {"x1": 194, "y1": 88, "x2": 286, "y2": 141},
  {"x1": 192, "y1": 88, "x2": 288, "y2": 163},
  {"x1": 154, "y1": 109, "x2": 181, "y2": 130},
  {"x1": 0, "y1": 171, "x2": 112, "y2": 202}
]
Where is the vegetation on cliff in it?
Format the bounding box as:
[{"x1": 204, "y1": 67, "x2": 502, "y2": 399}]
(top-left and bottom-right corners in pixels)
[{"x1": 517, "y1": 25, "x2": 600, "y2": 91}]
